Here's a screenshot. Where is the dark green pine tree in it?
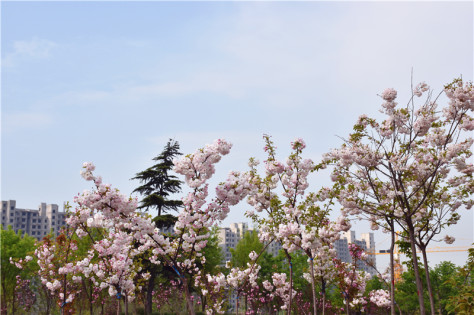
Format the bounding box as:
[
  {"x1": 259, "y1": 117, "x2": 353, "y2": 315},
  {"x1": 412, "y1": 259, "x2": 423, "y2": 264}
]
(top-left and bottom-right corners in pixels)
[
  {"x1": 132, "y1": 140, "x2": 184, "y2": 315},
  {"x1": 132, "y1": 139, "x2": 183, "y2": 228}
]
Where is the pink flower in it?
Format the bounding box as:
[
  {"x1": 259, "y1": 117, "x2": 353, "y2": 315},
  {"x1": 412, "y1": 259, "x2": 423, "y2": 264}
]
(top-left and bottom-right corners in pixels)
[{"x1": 381, "y1": 88, "x2": 397, "y2": 101}]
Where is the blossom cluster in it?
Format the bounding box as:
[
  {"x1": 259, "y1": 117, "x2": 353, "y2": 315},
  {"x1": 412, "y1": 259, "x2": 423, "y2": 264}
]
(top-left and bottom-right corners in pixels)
[{"x1": 369, "y1": 289, "x2": 391, "y2": 308}]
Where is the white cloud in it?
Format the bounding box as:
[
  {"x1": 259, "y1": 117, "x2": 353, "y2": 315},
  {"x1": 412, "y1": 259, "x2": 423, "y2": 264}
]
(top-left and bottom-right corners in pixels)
[{"x1": 2, "y1": 38, "x2": 57, "y2": 67}]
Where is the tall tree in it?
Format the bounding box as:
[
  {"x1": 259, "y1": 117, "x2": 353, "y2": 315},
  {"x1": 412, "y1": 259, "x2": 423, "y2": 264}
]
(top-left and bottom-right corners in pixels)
[
  {"x1": 132, "y1": 139, "x2": 183, "y2": 220},
  {"x1": 131, "y1": 139, "x2": 184, "y2": 314},
  {"x1": 326, "y1": 78, "x2": 473, "y2": 314}
]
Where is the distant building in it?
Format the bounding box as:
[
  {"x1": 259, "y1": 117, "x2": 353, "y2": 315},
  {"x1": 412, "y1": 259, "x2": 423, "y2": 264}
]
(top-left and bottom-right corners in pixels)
[
  {"x1": 334, "y1": 230, "x2": 377, "y2": 276},
  {"x1": 1, "y1": 200, "x2": 67, "y2": 240},
  {"x1": 217, "y1": 222, "x2": 283, "y2": 262},
  {"x1": 218, "y1": 222, "x2": 250, "y2": 261}
]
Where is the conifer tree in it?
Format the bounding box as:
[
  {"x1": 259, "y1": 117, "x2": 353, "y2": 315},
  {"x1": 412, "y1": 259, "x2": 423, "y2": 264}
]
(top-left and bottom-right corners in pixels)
[
  {"x1": 131, "y1": 139, "x2": 183, "y2": 314},
  {"x1": 132, "y1": 139, "x2": 183, "y2": 226}
]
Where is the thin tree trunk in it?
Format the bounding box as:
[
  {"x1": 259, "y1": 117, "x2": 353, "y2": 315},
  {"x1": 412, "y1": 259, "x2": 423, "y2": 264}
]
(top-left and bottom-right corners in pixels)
[
  {"x1": 201, "y1": 294, "x2": 206, "y2": 313},
  {"x1": 90, "y1": 285, "x2": 94, "y2": 315},
  {"x1": 436, "y1": 290, "x2": 443, "y2": 315},
  {"x1": 146, "y1": 267, "x2": 157, "y2": 315},
  {"x1": 12, "y1": 285, "x2": 16, "y2": 315},
  {"x1": 389, "y1": 229, "x2": 396, "y2": 315},
  {"x1": 407, "y1": 223, "x2": 426, "y2": 314},
  {"x1": 236, "y1": 292, "x2": 240, "y2": 315},
  {"x1": 182, "y1": 277, "x2": 195, "y2": 315},
  {"x1": 45, "y1": 285, "x2": 52, "y2": 315},
  {"x1": 309, "y1": 258, "x2": 318, "y2": 315},
  {"x1": 421, "y1": 246, "x2": 436, "y2": 315},
  {"x1": 396, "y1": 302, "x2": 402, "y2": 315},
  {"x1": 116, "y1": 297, "x2": 121, "y2": 315},
  {"x1": 285, "y1": 250, "x2": 293, "y2": 315},
  {"x1": 124, "y1": 295, "x2": 129, "y2": 315},
  {"x1": 321, "y1": 278, "x2": 326, "y2": 315}
]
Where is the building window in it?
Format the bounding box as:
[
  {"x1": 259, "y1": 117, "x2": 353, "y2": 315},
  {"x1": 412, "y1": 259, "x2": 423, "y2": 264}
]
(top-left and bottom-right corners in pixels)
[
  {"x1": 10, "y1": 206, "x2": 14, "y2": 210},
  {"x1": 52, "y1": 216, "x2": 55, "y2": 220},
  {"x1": 44, "y1": 225, "x2": 47, "y2": 229},
  {"x1": 10, "y1": 219, "x2": 13, "y2": 223},
  {"x1": 53, "y1": 209, "x2": 56, "y2": 213},
  {"x1": 22, "y1": 218, "x2": 26, "y2": 222},
  {"x1": 32, "y1": 231, "x2": 36, "y2": 235},
  {"x1": 33, "y1": 213, "x2": 37, "y2": 217}
]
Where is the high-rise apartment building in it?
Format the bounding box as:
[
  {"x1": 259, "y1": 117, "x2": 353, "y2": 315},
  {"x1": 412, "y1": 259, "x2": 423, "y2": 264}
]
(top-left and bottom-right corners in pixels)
[
  {"x1": 218, "y1": 222, "x2": 283, "y2": 262},
  {"x1": 218, "y1": 222, "x2": 249, "y2": 261},
  {"x1": 1, "y1": 200, "x2": 67, "y2": 240},
  {"x1": 334, "y1": 230, "x2": 377, "y2": 275}
]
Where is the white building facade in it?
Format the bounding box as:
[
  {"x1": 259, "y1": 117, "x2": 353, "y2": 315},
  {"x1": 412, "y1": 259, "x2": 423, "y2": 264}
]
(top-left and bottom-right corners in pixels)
[
  {"x1": 218, "y1": 222, "x2": 283, "y2": 263},
  {"x1": 1, "y1": 200, "x2": 67, "y2": 240},
  {"x1": 334, "y1": 230, "x2": 377, "y2": 276}
]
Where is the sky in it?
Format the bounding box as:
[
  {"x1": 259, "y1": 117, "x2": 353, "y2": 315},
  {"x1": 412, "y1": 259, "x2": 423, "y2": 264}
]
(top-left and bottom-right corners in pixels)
[{"x1": 1, "y1": 0, "x2": 473, "y2": 271}]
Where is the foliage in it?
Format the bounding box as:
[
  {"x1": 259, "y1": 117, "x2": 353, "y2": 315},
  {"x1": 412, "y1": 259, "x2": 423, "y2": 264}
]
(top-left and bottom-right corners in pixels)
[
  {"x1": 0, "y1": 225, "x2": 37, "y2": 313},
  {"x1": 201, "y1": 227, "x2": 224, "y2": 275},
  {"x1": 132, "y1": 139, "x2": 183, "y2": 219},
  {"x1": 274, "y1": 250, "x2": 308, "y2": 291},
  {"x1": 445, "y1": 248, "x2": 474, "y2": 314},
  {"x1": 230, "y1": 230, "x2": 264, "y2": 268},
  {"x1": 431, "y1": 261, "x2": 459, "y2": 314}
]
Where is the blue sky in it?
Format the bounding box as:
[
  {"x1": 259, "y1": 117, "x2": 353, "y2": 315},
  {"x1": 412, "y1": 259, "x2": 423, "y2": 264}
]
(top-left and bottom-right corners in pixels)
[{"x1": 2, "y1": 1, "x2": 473, "y2": 269}]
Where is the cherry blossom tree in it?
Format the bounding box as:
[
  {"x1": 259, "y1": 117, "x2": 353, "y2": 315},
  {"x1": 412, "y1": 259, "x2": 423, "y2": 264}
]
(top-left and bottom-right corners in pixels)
[
  {"x1": 244, "y1": 135, "x2": 351, "y2": 315},
  {"x1": 325, "y1": 78, "x2": 473, "y2": 314},
  {"x1": 32, "y1": 139, "x2": 251, "y2": 315}
]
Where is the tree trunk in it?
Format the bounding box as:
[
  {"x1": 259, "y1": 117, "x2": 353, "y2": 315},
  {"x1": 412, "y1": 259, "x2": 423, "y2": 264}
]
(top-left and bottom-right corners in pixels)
[
  {"x1": 421, "y1": 246, "x2": 436, "y2": 315},
  {"x1": 12, "y1": 285, "x2": 16, "y2": 315},
  {"x1": 145, "y1": 267, "x2": 157, "y2": 315},
  {"x1": 389, "y1": 229, "x2": 396, "y2": 315},
  {"x1": 396, "y1": 303, "x2": 402, "y2": 315},
  {"x1": 124, "y1": 295, "x2": 129, "y2": 315},
  {"x1": 116, "y1": 298, "x2": 121, "y2": 315},
  {"x1": 182, "y1": 277, "x2": 195, "y2": 315},
  {"x1": 436, "y1": 290, "x2": 443, "y2": 315},
  {"x1": 285, "y1": 251, "x2": 293, "y2": 315},
  {"x1": 236, "y1": 292, "x2": 240, "y2": 315},
  {"x1": 407, "y1": 222, "x2": 426, "y2": 314},
  {"x1": 45, "y1": 285, "x2": 52, "y2": 315},
  {"x1": 90, "y1": 286, "x2": 94, "y2": 315},
  {"x1": 201, "y1": 294, "x2": 206, "y2": 313},
  {"x1": 321, "y1": 278, "x2": 326, "y2": 315},
  {"x1": 309, "y1": 258, "x2": 318, "y2": 315}
]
